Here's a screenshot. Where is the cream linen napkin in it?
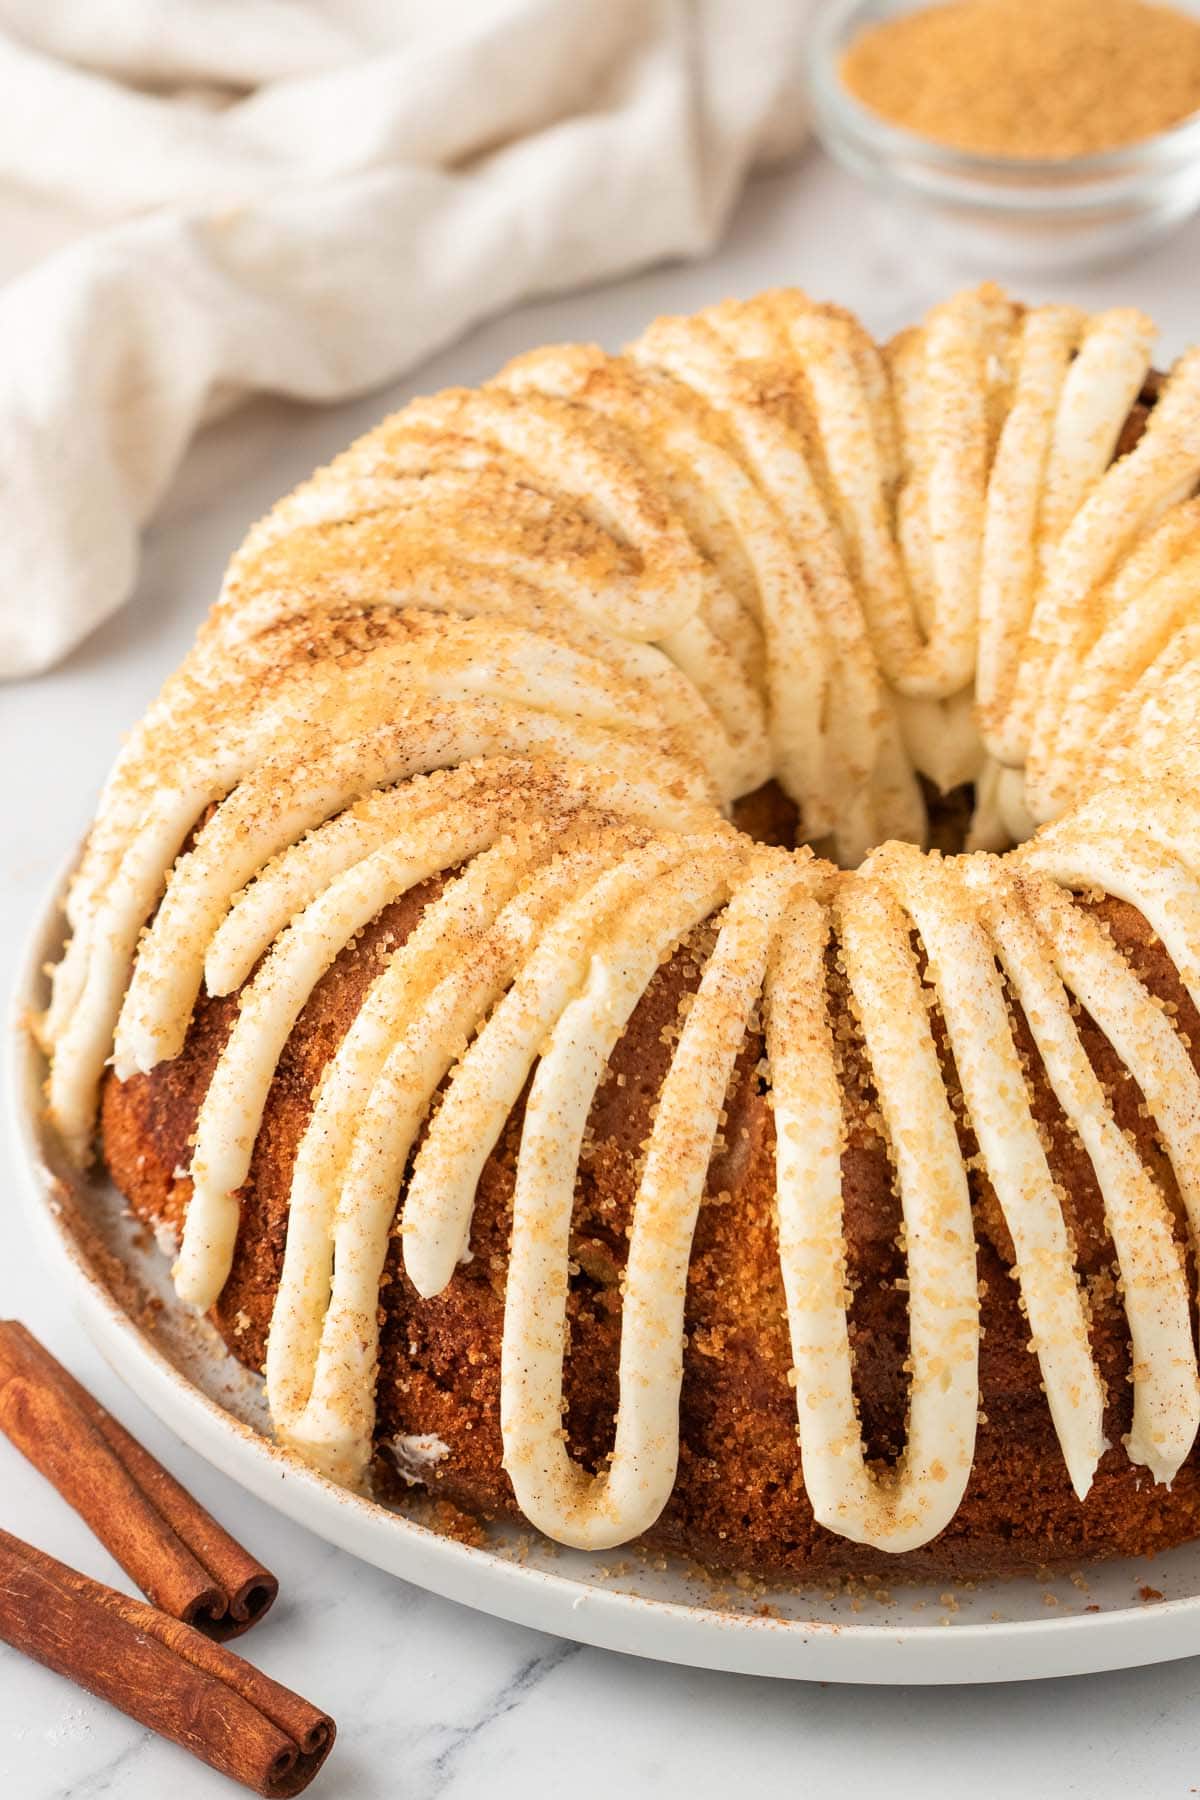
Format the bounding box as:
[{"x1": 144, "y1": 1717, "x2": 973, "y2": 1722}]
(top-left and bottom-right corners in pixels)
[{"x1": 0, "y1": 0, "x2": 811, "y2": 678}]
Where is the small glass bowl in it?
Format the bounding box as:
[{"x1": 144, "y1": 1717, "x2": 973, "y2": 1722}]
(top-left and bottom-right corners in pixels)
[{"x1": 808, "y1": 0, "x2": 1200, "y2": 273}]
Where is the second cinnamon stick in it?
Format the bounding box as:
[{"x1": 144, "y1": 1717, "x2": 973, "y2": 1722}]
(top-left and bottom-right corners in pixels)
[{"x1": 0, "y1": 1530, "x2": 333, "y2": 1796}]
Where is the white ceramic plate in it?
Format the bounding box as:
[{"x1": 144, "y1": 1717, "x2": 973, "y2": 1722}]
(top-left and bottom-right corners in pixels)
[{"x1": 10, "y1": 878, "x2": 1200, "y2": 1685}]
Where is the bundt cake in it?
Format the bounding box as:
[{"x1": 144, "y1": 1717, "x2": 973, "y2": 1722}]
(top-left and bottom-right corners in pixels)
[{"x1": 38, "y1": 282, "x2": 1200, "y2": 1580}]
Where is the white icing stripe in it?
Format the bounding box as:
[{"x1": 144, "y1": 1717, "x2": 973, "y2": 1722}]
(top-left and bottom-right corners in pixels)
[
  {"x1": 1065, "y1": 783, "x2": 1200, "y2": 888},
  {"x1": 233, "y1": 467, "x2": 658, "y2": 639},
  {"x1": 500, "y1": 850, "x2": 779, "y2": 1549},
  {"x1": 1038, "y1": 308, "x2": 1154, "y2": 547},
  {"x1": 986, "y1": 878, "x2": 1200, "y2": 1483},
  {"x1": 277, "y1": 843, "x2": 624, "y2": 1478},
  {"x1": 178, "y1": 834, "x2": 540, "y2": 1310},
  {"x1": 1103, "y1": 650, "x2": 1200, "y2": 799},
  {"x1": 43, "y1": 770, "x2": 159, "y2": 1051},
  {"x1": 656, "y1": 598, "x2": 772, "y2": 798},
  {"x1": 394, "y1": 389, "x2": 703, "y2": 642},
  {"x1": 1020, "y1": 828, "x2": 1200, "y2": 1008},
  {"x1": 887, "y1": 851, "x2": 1104, "y2": 1501},
  {"x1": 204, "y1": 760, "x2": 508, "y2": 998},
  {"x1": 770, "y1": 875, "x2": 980, "y2": 1552},
  {"x1": 1020, "y1": 876, "x2": 1200, "y2": 1272},
  {"x1": 44, "y1": 675, "x2": 351, "y2": 1063},
  {"x1": 234, "y1": 516, "x2": 763, "y2": 799},
  {"x1": 491, "y1": 344, "x2": 771, "y2": 795},
  {"x1": 764, "y1": 896, "x2": 856, "y2": 1530},
  {"x1": 976, "y1": 305, "x2": 1082, "y2": 744},
  {"x1": 780, "y1": 308, "x2": 919, "y2": 707},
  {"x1": 43, "y1": 282, "x2": 1200, "y2": 1561},
  {"x1": 1000, "y1": 346, "x2": 1200, "y2": 770},
  {"x1": 887, "y1": 328, "x2": 935, "y2": 638},
  {"x1": 629, "y1": 309, "x2": 922, "y2": 860},
  {"x1": 912, "y1": 290, "x2": 995, "y2": 700},
  {"x1": 628, "y1": 317, "x2": 844, "y2": 839},
  {"x1": 48, "y1": 642, "x2": 716, "y2": 1110},
  {"x1": 48, "y1": 780, "x2": 228, "y2": 1157},
  {"x1": 203, "y1": 754, "x2": 677, "y2": 997},
  {"x1": 400, "y1": 832, "x2": 731, "y2": 1300},
  {"x1": 1090, "y1": 627, "x2": 1200, "y2": 795},
  {"x1": 1034, "y1": 538, "x2": 1200, "y2": 816},
  {"x1": 115, "y1": 701, "x2": 713, "y2": 1079},
  {"x1": 186, "y1": 801, "x2": 511, "y2": 1263}
]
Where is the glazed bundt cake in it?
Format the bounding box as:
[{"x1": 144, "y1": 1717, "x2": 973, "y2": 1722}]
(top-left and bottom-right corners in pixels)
[{"x1": 39, "y1": 283, "x2": 1200, "y2": 1578}]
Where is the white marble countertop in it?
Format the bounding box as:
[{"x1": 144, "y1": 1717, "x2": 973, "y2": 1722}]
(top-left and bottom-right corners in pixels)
[{"x1": 5, "y1": 147, "x2": 1200, "y2": 1800}]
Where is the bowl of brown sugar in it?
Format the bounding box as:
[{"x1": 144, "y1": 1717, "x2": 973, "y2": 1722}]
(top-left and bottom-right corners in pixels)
[{"x1": 809, "y1": 0, "x2": 1200, "y2": 268}]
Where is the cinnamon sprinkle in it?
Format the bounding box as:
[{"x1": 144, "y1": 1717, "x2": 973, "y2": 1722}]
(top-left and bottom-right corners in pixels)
[{"x1": 840, "y1": 0, "x2": 1200, "y2": 159}]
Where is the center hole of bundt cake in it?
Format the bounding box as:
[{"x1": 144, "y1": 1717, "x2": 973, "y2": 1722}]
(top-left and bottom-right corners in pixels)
[{"x1": 730, "y1": 775, "x2": 983, "y2": 861}]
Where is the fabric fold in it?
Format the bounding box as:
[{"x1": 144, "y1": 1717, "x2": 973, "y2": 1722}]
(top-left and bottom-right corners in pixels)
[{"x1": 0, "y1": 0, "x2": 810, "y2": 677}]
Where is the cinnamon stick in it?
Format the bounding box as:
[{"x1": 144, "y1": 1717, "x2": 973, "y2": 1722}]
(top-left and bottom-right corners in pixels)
[
  {"x1": 0, "y1": 1321, "x2": 277, "y2": 1637},
  {"x1": 0, "y1": 1530, "x2": 333, "y2": 1796}
]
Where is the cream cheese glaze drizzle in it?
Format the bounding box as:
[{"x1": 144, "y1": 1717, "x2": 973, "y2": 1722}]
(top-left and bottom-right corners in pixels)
[{"x1": 39, "y1": 284, "x2": 1200, "y2": 1554}]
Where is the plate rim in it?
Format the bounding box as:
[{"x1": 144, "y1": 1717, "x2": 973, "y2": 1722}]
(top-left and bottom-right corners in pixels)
[{"x1": 10, "y1": 865, "x2": 1200, "y2": 1685}]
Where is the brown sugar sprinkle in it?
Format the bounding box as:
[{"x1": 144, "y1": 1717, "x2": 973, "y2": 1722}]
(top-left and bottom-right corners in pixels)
[{"x1": 839, "y1": 0, "x2": 1200, "y2": 159}]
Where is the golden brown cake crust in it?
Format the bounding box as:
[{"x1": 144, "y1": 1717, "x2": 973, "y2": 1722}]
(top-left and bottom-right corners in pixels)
[{"x1": 100, "y1": 829, "x2": 1200, "y2": 1582}]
